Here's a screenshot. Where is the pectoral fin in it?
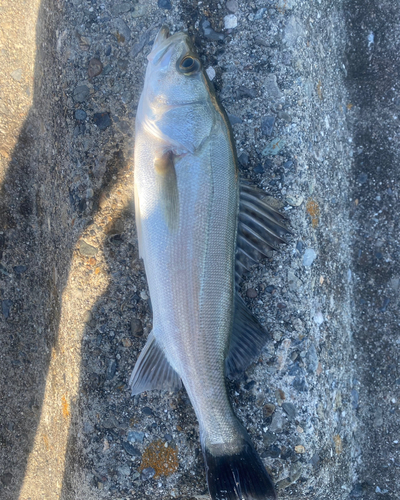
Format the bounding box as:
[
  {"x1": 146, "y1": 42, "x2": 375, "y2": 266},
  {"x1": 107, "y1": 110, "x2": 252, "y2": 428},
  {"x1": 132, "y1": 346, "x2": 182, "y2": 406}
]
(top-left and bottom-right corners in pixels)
[
  {"x1": 129, "y1": 331, "x2": 182, "y2": 395},
  {"x1": 225, "y1": 294, "x2": 272, "y2": 379},
  {"x1": 154, "y1": 151, "x2": 179, "y2": 231},
  {"x1": 235, "y1": 182, "x2": 291, "y2": 283}
]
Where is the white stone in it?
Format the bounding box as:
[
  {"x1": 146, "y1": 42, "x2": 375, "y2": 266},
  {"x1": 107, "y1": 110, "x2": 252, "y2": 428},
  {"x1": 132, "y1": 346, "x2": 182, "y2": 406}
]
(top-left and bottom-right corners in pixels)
[
  {"x1": 224, "y1": 14, "x2": 237, "y2": 29},
  {"x1": 206, "y1": 67, "x2": 216, "y2": 81},
  {"x1": 313, "y1": 311, "x2": 324, "y2": 325}
]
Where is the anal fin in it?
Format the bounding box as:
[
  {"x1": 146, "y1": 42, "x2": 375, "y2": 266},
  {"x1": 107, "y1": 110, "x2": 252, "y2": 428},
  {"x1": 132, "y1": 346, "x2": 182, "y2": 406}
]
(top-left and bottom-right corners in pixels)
[
  {"x1": 225, "y1": 294, "x2": 272, "y2": 379},
  {"x1": 129, "y1": 331, "x2": 182, "y2": 395}
]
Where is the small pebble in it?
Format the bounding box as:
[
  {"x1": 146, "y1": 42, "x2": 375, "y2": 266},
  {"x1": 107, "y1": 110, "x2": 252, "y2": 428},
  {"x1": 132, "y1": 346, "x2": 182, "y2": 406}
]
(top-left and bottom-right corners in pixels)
[
  {"x1": 238, "y1": 152, "x2": 249, "y2": 167},
  {"x1": 264, "y1": 74, "x2": 283, "y2": 101},
  {"x1": 158, "y1": 0, "x2": 172, "y2": 9},
  {"x1": 262, "y1": 137, "x2": 286, "y2": 156},
  {"x1": 103, "y1": 416, "x2": 119, "y2": 429},
  {"x1": 73, "y1": 85, "x2": 90, "y2": 103},
  {"x1": 83, "y1": 310, "x2": 92, "y2": 323},
  {"x1": 142, "y1": 407, "x2": 154, "y2": 416},
  {"x1": 112, "y1": 18, "x2": 131, "y2": 44},
  {"x1": 2, "y1": 299, "x2": 13, "y2": 319},
  {"x1": 263, "y1": 431, "x2": 277, "y2": 446},
  {"x1": 0, "y1": 264, "x2": 11, "y2": 276},
  {"x1": 206, "y1": 67, "x2": 216, "y2": 81},
  {"x1": 310, "y1": 452, "x2": 320, "y2": 467},
  {"x1": 278, "y1": 111, "x2": 291, "y2": 122},
  {"x1": 127, "y1": 430, "x2": 145, "y2": 443},
  {"x1": 357, "y1": 172, "x2": 368, "y2": 184},
  {"x1": 295, "y1": 445, "x2": 305, "y2": 454},
  {"x1": 287, "y1": 270, "x2": 301, "y2": 291},
  {"x1": 264, "y1": 403, "x2": 276, "y2": 418},
  {"x1": 13, "y1": 265, "x2": 27, "y2": 274},
  {"x1": 141, "y1": 467, "x2": 155, "y2": 481},
  {"x1": 110, "y1": 2, "x2": 132, "y2": 15},
  {"x1": 276, "y1": 477, "x2": 291, "y2": 489},
  {"x1": 122, "y1": 441, "x2": 141, "y2": 456},
  {"x1": 244, "y1": 380, "x2": 256, "y2": 390},
  {"x1": 0, "y1": 472, "x2": 12, "y2": 486},
  {"x1": 379, "y1": 297, "x2": 390, "y2": 312},
  {"x1": 130, "y1": 318, "x2": 143, "y2": 337},
  {"x1": 313, "y1": 311, "x2": 324, "y2": 325},
  {"x1": 79, "y1": 240, "x2": 98, "y2": 257},
  {"x1": 282, "y1": 402, "x2": 296, "y2": 419},
  {"x1": 292, "y1": 376, "x2": 308, "y2": 392},
  {"x1": 246, "y1": 288, "x2": 257, "y2": 298},
  {"x1": 75, "y1": 109, "x2": 87, "y2": 120},
  {"x1": 118, "y1": 465, "x2": 131, "y2": 476},
  {"x1": 266, "y1": 445, "x2": 281, "y2": 458},
  {"x1": 286, "y1": 194, "x2": 304, "y2": 207},
  {"x1": 224, "y1": 14, "x2": 237, "y2": 29},
  {"x1": 269, "y1": 412, "x2": 283, "y2": 433},
  {"x1": 351, "y1": 389, "x2": 359, "y2": 409},
  {"x1": 10, "y1": 69, "x2": 23, "y2": 82},
  {"x1": 237, "y1": 86, "x2": 257, "y2": 99},
  {"x1": 283, "y1": 160, "x2": 294, "y2": 170},
  {"x1": 306, "y1": 343, "x2": 319, "y2": 373},
  {"x1": 106, "y1": 359, "x2": 117, "y2": 380},
  {"x1": 201, "y1": 19, "x2": 225, "y2": 42},
  {"x1": 289, "y1": 462, "x2": 303, "y2": 482},
  {"x1": 93, "y1": 112, "x2": 111, "y2": 130},
  {"x1": 226, "y1": 0, "x2": 238, "y2": 13},
  {"x1": 288, "y1": 363, "x2": 302, "y2": 376},
  {"x1": 261, "y1": 116, "x2": 275, "y2": 136},
  {"x1": 88, "y1": 58, "x2": 103, "y2": 78},
  {"x1": 303, "y1": 248, "x2": 317, "y2": 267},
  {"x1": 132, "y1": 4, "x2": 147, "y2": 17},
  {"x1": 254, "y1": 8, "x2": 267, "y2": 20}
]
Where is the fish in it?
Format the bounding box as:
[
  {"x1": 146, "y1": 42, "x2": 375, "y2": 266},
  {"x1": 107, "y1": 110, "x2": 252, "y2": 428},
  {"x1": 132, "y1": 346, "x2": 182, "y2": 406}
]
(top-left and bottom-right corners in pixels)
[{"x1": 130, "y1": 25, "x2": 290, "y2": 500}]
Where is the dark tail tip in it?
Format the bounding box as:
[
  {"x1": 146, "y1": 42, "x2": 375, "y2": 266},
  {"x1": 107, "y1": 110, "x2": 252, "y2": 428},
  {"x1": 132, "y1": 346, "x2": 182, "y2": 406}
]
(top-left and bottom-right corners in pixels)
[{"x1": 204, "y1": 442, "x2": 277, "y2": 500}]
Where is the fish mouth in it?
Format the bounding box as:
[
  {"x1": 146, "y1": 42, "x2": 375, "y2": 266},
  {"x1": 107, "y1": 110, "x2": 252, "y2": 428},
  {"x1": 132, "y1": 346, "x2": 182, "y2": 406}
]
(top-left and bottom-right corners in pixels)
[
  {"x1": 148, "y1": 26, "x2": 192, "y2": 66},
  {"x1": 153, "y1": 25, "x2": 170, "y2": 49}
]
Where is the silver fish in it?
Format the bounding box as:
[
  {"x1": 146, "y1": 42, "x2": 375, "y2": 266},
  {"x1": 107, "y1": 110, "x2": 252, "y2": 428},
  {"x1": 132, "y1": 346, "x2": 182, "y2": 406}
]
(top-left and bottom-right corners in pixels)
[{"x1": 131, "y1": 26, "x2": 289, "y2": 500}]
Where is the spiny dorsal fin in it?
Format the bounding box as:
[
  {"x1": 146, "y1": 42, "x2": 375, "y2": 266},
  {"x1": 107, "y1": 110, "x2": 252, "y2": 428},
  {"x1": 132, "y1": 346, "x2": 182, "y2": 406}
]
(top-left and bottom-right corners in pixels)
[
  {"x1": 154, "y1": 150, "x2": 179, "y2": 231},
  {"x1": 225, "y1": 294, "x2": 272, "y2": 379},
  {"x1": 129, "y1": 331, "x2": 182, "y2": 395},
  {"x1": 236, "y1": 182, "x2": 291, "y2": 283}
]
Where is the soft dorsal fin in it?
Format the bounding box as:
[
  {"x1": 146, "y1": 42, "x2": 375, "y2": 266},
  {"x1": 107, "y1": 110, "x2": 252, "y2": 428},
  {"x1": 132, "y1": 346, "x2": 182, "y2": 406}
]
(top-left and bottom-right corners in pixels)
[
  {"x1": 154, "y1": 150, "x2": 179, "y2": 231},
  {"x1": 225, "y1": 294, "x2": 272, "y2": 379},
  {"x1": 129, "y1": 331, "x2": 182, "y2": 395},
  {"x1": 235, "y1": 182, "x2": 291, "y2": 283}
]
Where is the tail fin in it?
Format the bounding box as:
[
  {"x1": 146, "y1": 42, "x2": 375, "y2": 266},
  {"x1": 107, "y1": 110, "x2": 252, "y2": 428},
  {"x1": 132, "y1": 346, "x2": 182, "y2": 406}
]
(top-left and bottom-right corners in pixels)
[{"x1": 203, "y1": 440, "x2": 276, "y2": 500}]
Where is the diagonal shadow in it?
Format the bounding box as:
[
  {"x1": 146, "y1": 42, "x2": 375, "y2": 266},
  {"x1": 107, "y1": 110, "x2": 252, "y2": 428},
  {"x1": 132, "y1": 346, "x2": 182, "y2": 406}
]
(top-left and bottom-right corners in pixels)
[{"x1": 0, "y1": 0, "x2": 127, "y2": 497}]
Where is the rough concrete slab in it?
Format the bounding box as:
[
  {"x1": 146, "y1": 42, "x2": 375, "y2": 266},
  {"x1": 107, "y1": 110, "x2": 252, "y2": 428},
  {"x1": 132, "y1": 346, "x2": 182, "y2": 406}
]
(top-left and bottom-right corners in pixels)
[{"x1": 0, "y1": 0, "x2": 398, "y2": 499}]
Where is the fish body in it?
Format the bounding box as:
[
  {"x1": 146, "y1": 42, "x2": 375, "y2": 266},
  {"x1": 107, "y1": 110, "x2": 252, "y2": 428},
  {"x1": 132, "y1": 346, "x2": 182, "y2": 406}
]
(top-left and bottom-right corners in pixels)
[{"x1": 131, "y1": 26, "x2": 287, "y2": 500}]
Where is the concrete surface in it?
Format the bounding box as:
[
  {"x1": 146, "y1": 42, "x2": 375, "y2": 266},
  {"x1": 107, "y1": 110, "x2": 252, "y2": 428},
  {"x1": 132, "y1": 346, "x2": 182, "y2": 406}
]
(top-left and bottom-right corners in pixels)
[{"x1": 0, "y1": 0, "x2": 398, "y2": 499}]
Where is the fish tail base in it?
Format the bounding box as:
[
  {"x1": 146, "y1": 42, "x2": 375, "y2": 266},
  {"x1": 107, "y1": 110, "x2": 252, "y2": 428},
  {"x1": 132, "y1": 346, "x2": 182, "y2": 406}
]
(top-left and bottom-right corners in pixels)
[{"x1": 204, "y1": 441, "x2": 276, "y2": 500}]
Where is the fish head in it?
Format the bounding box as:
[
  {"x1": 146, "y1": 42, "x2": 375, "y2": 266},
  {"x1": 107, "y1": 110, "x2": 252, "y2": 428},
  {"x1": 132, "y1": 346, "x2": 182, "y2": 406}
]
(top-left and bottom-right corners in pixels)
[{"x1": 137, "y1": 26, "x2": 215, "y2": 154}]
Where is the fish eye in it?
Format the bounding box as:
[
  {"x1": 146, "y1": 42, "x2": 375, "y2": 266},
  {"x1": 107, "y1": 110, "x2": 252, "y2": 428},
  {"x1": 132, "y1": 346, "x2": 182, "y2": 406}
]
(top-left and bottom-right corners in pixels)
[{"x1": 178, "y1": 55, "x2": 201, "y2": 75}]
